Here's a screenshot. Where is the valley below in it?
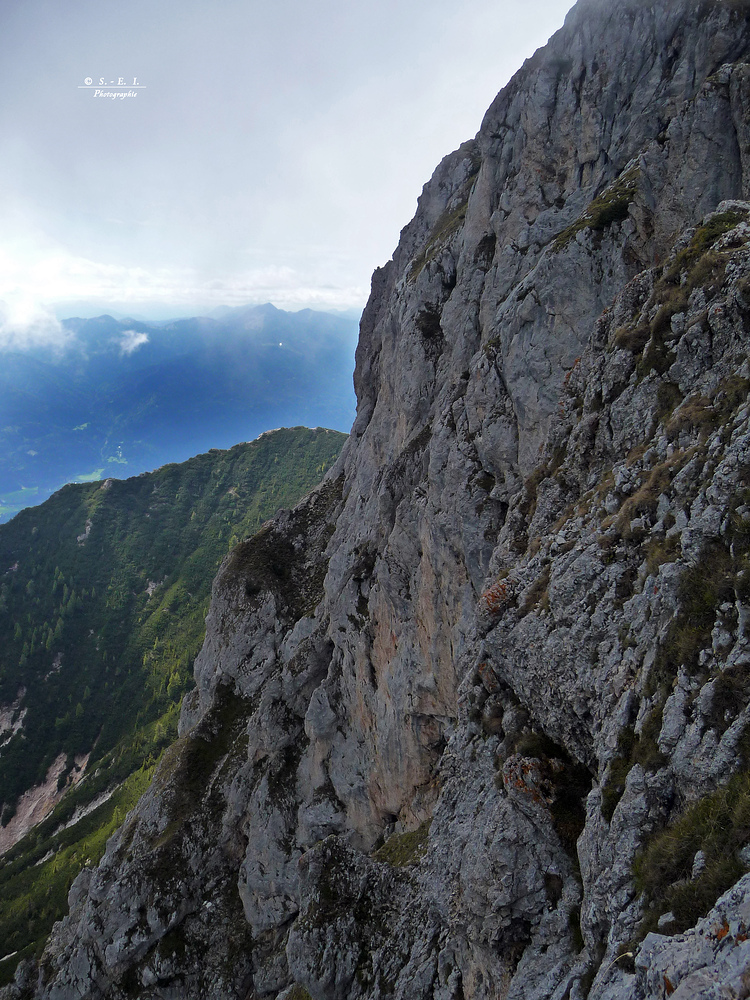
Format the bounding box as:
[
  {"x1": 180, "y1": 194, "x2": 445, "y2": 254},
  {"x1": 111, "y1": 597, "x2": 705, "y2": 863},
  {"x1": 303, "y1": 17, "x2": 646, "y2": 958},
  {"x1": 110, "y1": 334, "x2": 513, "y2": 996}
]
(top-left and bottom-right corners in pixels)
[{"x1": 0, "y1": 304, "x2": 357, "y2": 522}]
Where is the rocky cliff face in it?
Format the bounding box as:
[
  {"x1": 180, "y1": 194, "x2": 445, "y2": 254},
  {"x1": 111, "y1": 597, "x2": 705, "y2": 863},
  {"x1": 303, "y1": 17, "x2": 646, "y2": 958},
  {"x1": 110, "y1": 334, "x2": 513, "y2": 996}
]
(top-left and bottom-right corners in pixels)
[{"x1": 9, "y1": 1, "x2": 750, "y2": 998}]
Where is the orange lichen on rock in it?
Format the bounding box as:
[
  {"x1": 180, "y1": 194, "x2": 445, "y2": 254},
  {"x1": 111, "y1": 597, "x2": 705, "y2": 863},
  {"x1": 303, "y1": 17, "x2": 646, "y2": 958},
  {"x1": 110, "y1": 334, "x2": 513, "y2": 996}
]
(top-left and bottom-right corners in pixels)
[{"x1": 480, "y1": 579, "x2": 513, "y2": 616}]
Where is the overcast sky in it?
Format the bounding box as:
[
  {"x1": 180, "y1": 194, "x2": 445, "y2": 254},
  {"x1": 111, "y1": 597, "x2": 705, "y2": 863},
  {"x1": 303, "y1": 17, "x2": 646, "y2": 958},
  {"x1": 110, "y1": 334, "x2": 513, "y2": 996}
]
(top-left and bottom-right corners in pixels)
[{"x1": 0, "y1": 0, "x2": 573, "y2": 338}]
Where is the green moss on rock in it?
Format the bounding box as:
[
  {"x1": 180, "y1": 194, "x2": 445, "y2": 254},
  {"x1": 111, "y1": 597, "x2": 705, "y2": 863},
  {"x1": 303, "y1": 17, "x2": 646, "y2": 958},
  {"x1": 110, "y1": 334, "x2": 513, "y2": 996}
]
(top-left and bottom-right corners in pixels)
[
  {"x1": 372, "y1": 821, "x2": 431, "y2": 868},
  {"x1": 287, "y1": 987, "x2": 313, "y2": 1000},
  {"x1": 552, "y1": 167, "x2": 639, "y2": 252}
]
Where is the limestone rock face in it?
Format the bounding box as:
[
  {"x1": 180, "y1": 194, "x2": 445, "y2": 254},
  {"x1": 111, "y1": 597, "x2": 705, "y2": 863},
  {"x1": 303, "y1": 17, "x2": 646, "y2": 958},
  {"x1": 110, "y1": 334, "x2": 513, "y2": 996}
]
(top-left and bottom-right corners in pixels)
[{"x1": 10, "y1": 2, "x2": 750, "y2": 999}]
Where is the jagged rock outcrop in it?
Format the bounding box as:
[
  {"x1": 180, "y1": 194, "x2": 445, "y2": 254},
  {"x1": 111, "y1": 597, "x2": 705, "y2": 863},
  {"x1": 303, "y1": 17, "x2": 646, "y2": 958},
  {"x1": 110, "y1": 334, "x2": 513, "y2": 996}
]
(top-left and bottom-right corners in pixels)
[{"x1": 8, "y1": 1, "x2": 750, "y2": 998}]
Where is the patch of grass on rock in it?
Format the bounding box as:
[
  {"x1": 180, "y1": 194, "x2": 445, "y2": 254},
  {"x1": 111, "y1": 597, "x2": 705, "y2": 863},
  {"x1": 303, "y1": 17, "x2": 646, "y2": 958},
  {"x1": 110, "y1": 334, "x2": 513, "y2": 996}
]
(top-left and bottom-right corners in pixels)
[{"x1": 373, "y1": 821, "x2": 431, "y2": 868}]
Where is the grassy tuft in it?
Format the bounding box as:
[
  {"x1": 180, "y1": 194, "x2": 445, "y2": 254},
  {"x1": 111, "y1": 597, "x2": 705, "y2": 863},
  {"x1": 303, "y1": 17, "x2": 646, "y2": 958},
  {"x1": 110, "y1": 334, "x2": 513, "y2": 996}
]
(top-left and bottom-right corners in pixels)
[
  {"x1": 656, "y1": 382, "x2": 684, "y2": 423},
  {"x1": 644, "y1": 534, "x2": 681, "y2": 578},
  {"x1": 634, "y1": 769, "x2": 750, "y2": 935},
  {"x1": 519, "y1": 565, "x2": 552, "y2": 616},
  {"x1": 552, "y1": 167, "x2": 639, "y2": 252},
  {"x1": 287, "y1": 987, "x2": 313, "y2": 1000},
  {"x1": 373, "y1": 821, "x2": 431, "y2": 868},
  {"x1": 615, "y1": 460, "x2": 674, "y2": 536},
  {"x1": 666, "y1": 376, "x2": 750, "y2": 444},
  {"x1": 662, "y1": 210, "x2": 746, "y2": 286},
  {"x1": 614, "y1": 323, "x2": 651, "y2": 353},
  {"x1": 601, "y1": 709, "x2": 667, "y2": 822},
  {"x1": 618, "y1": 208, "x2": 748, "y2": 377},
  {"x1": 650, "y1": 542, "x2": 734, "y2": 692}
]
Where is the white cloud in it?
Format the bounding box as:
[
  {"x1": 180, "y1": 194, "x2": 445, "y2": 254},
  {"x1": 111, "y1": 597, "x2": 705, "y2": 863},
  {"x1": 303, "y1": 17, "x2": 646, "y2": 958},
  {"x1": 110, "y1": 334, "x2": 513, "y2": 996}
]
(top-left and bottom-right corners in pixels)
[
  {"x1": 118, "y1": 329, "x2": 149, "y2": 355},
  {"x1": 0, "y1": 239, "x2": 369, "y2": 320},
  {"x1": 0, "y1": 296, "x2": 71, "y2": 352}
]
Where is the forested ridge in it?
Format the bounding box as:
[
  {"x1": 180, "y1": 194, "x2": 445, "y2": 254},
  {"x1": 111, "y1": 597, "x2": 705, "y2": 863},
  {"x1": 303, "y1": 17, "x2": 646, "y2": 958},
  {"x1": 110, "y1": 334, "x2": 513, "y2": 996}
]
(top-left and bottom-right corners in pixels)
[{"x1": 0, "y1": 426, "x2": 346, "y2": 979}]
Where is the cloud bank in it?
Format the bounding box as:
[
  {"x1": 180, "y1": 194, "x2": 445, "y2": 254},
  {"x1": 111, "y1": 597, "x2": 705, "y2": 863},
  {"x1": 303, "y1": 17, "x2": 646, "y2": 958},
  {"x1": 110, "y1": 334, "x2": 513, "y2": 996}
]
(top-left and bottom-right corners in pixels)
[
  {"x1": 0, "y1": 0, "x2": 574, "y2": 321},
  {"x1": 0, "y1": 298, "x2": 71, "y2": 353}
]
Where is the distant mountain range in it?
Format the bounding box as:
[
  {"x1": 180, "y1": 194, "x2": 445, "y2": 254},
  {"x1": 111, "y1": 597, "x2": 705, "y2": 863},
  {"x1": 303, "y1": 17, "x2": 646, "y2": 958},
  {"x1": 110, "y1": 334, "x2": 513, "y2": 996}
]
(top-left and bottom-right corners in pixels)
[{"x1": 0, "y1": 303, "x2": 358, "y2": 521}]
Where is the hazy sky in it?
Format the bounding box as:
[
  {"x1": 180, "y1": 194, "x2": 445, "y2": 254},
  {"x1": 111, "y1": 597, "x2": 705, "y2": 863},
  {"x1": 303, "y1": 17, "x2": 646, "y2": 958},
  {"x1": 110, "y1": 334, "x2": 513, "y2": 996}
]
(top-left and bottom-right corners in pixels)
[{"x1": 0, "y1": 0, "x2": 573, "y2": 337}]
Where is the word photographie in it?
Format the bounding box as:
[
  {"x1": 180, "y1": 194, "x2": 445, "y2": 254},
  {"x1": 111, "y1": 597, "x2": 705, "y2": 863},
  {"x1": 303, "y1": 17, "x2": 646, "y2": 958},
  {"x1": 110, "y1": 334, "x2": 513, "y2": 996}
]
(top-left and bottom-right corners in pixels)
[{"x1": 94, "y1": 90, "x2": 138, "y2": 99}]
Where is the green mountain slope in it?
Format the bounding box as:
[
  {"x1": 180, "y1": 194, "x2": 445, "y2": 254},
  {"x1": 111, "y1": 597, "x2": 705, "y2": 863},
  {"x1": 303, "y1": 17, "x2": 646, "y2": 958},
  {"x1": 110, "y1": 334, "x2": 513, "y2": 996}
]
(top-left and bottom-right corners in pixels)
[
  {"x1": 0, "y1": 305, "x2": 358, "y2": 522},
  {"x1": 0, "y1": 426, "x2": 346, "y2": 978}
]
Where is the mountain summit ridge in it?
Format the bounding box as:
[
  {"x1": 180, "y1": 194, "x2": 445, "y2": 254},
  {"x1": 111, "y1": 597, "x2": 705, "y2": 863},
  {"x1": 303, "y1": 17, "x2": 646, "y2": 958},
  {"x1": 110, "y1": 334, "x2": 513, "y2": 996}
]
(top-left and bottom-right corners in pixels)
[{"x1": 7, "y1": 1, "x2": 750, "y2": 997}]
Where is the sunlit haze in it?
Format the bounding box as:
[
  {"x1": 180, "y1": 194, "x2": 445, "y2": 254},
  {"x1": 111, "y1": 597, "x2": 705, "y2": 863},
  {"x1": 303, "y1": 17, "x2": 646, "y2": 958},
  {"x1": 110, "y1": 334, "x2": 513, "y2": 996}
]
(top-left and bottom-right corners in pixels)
[{"x1": 0, "y1": 0, "x2": 573, "y2": 343}]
